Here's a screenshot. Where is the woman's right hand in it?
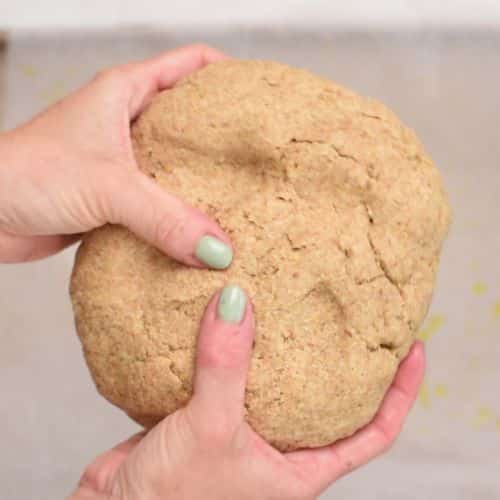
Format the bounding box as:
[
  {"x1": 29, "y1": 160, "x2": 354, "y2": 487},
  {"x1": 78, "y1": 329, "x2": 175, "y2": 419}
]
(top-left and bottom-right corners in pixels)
[{"x1": 72, "y1": 285, "x2": 425, "y2": 500}]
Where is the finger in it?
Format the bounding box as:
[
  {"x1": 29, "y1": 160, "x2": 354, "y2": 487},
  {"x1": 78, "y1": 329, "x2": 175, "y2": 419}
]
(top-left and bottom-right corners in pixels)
[
  {"x1": 125, "y1": 44, "x2": 228, "y2": 118},
  {"x1": 190, "y1": 285, "x2": 255, "y2": 427},
  {"x1": 287, "y1": 342, "x2": 425, "y2": 494},
  {"x1": 0, "y1": 230, "x2": 81, "y2": 263},
  {"x1": 78, "y1": 431, "x2": 145, "y2": 494},
  {"x1": 107, "y1": 171, "x2": 233, "y2": 269}
]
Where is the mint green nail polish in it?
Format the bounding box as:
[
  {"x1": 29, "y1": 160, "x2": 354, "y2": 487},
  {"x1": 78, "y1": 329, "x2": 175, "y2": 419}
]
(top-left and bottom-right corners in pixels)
[
  {"x1": 195, "y1": 235, "x2": 233, "y2": 270},
  {"x1": 217, "y1": 285, "x2": 246, "y2": 323}
]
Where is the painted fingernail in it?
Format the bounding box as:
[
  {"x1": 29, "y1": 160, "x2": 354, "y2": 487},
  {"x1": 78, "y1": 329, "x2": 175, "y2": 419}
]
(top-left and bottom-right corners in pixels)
[
  {"x1": 217, "y1": 285, "x2": 246, "y2": 323},
  {"x1": 195, "y1": 235, "x2": 233, "y2": 270}
]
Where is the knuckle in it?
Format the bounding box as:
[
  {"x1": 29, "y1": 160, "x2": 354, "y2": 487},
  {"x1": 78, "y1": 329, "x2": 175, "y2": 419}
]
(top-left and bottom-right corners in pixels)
[
  {"x1": 184, "y1": 43, "x2": 222, "y2": 64},
  {"x1": 96, "y1": 172, "x2": 131, "y2": 224},
  {"x1": 78, "y1": 463, "x2": 104, "y2": 492},
  {"x1": 92, "y1": 67, "x2": 111, "y2": 83},
  {"x1": 155, "y1": 213, "x2": 189, "y2": 247},
  {"x1": 193, "y1": 413, "x2": 236, "y2": 449},
  {"x1": 202, "y1": 422, "x2": 232, "y2": 447},
  {"x1": 375, "y1": 418, "x2": 399, "y2": 453},
  {"x1": 332, "y1": 448, "x2": 356, "y2": 477},
  {"x1": 198, "y1": 340, "x2": 235, "y2": 370},
  {"x1": 196, "y1": 344, "x2": 223, "y2": 370},
  {"x1": 197, "y1": 332, "x2": 245, "y2": 373},
  {"x1": 93, "y1": 66, "x2": 130, "y2": 91}
]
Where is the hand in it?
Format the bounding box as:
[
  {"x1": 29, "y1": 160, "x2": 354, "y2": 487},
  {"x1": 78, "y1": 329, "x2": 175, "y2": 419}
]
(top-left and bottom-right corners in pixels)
[
  {"x1": 71, "y1": 286, "x2": 425, "y2": 500},
  {"x1": 0, "y1": 45, "x2": 233, "y2": 268}
]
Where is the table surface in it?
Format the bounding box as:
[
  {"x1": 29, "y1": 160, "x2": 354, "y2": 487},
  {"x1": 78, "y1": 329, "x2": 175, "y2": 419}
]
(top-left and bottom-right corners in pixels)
[{"x1": 0, "y1": 29, "x2": 499, "y2": 499}]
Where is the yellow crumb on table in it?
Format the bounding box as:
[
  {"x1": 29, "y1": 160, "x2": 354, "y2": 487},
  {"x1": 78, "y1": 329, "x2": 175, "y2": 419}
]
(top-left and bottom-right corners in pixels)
[
  {"x1": 492, "y1": 301, "x2": 500, "y2": 319},
  {"x1": 466, "y1": 358, "x2": 481, "y2": 370},
  {"x1": 416, "y1": 425, "x2": 431, "y2": 436},
  {"x1": 418, "y1": 382, "x2": 431, "y2": 409},
  {"x1": 20, "y1": 64, "x2": 37, "y2": 78},
  {"x1": 435, "y1": 384, "x2": 448, "y2": 398},
  {"x1": 472, "y1": 281, "x2": 487, "y2": 295},
  {"x1": 472, "y1": 407, "x2": 494, "y2": 429},
  {"x1": 417, "y1": 314, "x2": 445, "y2": 342}
]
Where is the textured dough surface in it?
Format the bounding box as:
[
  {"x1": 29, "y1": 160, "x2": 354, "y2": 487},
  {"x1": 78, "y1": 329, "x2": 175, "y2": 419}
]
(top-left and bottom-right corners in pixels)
[{"x1": 70, "y1": 60, "x2": 451, "y2": 451}]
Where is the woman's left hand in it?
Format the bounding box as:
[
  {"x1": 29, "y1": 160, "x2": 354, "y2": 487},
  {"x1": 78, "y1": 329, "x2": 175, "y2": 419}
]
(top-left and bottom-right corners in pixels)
[{"x1": 0, "y1": 45, "x2": 232, "y2": 267}]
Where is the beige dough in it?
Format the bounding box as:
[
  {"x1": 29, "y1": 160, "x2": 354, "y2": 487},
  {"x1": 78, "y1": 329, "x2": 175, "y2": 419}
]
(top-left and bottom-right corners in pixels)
[{"x1": 70, "y1": 60, "x2": 451, "y2": 451}]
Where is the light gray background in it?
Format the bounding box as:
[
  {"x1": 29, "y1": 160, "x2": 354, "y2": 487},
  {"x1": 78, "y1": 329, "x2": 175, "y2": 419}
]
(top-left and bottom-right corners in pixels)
[
  {"x1": 0, "y1": 30, "x2": 499, "y2": 499},
  {"x1": 3, "y1": 0, "x2": 500, "y2": 30}
]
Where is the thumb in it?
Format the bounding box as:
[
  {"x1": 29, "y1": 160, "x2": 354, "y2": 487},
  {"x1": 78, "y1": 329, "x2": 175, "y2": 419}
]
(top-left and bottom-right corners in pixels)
[
  {"x1": 190, "y1": 285, "x2": 255, "y2": 428},
  {"x1": 107, "y1": 171, "x2": 233, "y2": 269}
]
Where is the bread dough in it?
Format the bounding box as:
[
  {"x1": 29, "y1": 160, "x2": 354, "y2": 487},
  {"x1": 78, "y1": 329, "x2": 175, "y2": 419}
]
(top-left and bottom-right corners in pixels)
[{"x1": 70, "y1": 60, "x2": 451, "y2": 451}]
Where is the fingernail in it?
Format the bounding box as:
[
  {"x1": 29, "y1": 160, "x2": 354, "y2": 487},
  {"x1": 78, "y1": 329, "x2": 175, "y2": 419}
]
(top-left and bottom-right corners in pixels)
[
  {"x1": 217, "y1": 285, "x2": 246, "y2": 323},
  {"x1": 195, "y1": 235, "x2": 233, "y2": 270}
]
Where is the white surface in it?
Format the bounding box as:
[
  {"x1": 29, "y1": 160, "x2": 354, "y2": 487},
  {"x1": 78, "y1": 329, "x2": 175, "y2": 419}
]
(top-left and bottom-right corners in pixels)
[
  {"x1": 1, "y1": 0, "x2": 500, "y2": 30},
  {"x1": 1, "y1": 31, "x2": 500, "y2": 499}
]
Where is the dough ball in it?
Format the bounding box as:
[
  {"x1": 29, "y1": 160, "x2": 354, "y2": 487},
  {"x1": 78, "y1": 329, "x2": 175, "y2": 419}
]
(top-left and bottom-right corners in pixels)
[{"x1": 70, "y1": 60, "x2": 451, "y2": 451}]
